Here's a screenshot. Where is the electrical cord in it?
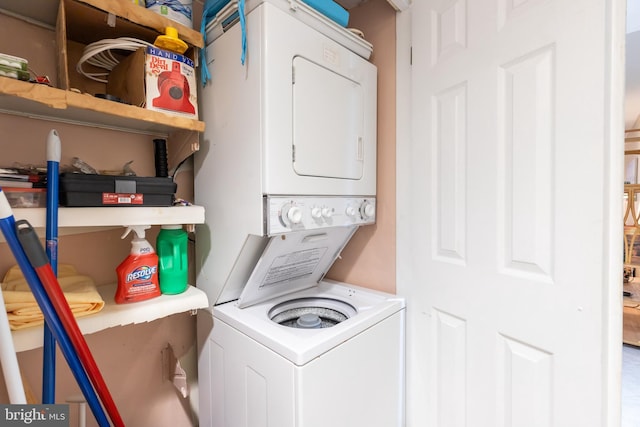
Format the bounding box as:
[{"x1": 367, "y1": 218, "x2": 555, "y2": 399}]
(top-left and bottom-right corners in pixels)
[{"x1": 76, "y1": 37, "x2": 154, "y2": 83}]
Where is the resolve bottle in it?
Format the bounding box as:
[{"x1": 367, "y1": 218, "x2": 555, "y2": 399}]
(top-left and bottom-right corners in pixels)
[
  {"x1": 156, "y1": 224, "x2": 188, "y2": 294},
  {"x1": 115, "y1": 225, "x2": 161, "y2": 303}
]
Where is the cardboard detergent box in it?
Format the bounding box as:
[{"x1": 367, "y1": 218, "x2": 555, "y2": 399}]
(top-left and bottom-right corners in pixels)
[{"x1": 107, "y1": 46, "x2": 198, "y2": 119}]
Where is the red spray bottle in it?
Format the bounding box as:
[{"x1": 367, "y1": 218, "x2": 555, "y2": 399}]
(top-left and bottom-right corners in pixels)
[{"x1": 115, "y1": 225, "x2": 161, "y2": 303}]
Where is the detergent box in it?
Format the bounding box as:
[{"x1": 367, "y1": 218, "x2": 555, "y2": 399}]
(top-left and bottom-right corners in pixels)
[{"x1": 107, "y1": 46, "x2": 198, "y2": 119}]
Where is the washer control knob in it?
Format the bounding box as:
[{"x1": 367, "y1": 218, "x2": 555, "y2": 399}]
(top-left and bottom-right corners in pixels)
[
  {"x1": 287, "y1": 206, "x2": 303, "y2": 224},
  {"x1": 360, "y1": 202, "x2": 375, "y2": 219},
  {"x1": 346, "y1": 205, "x2": 358, "y2": 218},
  {"x1": 311, "y1": 207, "x2": 322, "y2": 219},
  {"x1": 321, "y1": 207, "x2": 333, "y2": 219}
]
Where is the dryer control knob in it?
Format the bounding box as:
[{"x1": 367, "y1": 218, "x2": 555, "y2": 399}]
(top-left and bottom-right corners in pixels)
[
  {"x1": 311, "y1": 207, "x2": 322, "y2": 219},
  {"x1": 321, "y1": 207, "x2": 333, "y2": 219},
  {"x1": 287, "y1": 206, "x2": 303, "y2": 224},
  {"x1": 360, "y1": 202, "x2": 375, "y2": 219},
  {"x1": 346, "y1": 205, "x2": 358, "y2": 218}
]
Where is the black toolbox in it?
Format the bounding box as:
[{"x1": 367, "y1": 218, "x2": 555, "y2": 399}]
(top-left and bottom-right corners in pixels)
[{"x1": 59, "y1": 173, "x2": 177, "y2": 207}]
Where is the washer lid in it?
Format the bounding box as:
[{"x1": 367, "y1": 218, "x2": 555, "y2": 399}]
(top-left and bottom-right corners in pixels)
[{"x1": 237, "y1": 226, "x2": 357, "y2": 308}]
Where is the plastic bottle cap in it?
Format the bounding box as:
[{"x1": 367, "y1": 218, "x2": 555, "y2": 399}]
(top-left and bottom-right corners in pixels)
[
  {"x1": 161, "y1": 224, "x2": 182, "y2": 230},
  {"x1": 154, "y1": 27, "x2": 188, "y2": 54},
  {"x1": 165, "y1": 26, "x2": 179, "y2": 39}
]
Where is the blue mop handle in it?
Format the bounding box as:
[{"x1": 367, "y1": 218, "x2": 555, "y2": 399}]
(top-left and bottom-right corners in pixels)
[
  {"x1": 0, "y1": 189, "x2": 110, "y2": 427},
  {"x1": 46, "y1": 129, "x2": 60, "y2": 275},
  {"x1": 43, "y1": 129, "x2": 61, "y2": 404}
]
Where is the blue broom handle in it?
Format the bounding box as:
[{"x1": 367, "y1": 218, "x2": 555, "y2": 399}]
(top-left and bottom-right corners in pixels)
[{"x1": 43, "y1": 129, "x2": 61, "y2": 404}]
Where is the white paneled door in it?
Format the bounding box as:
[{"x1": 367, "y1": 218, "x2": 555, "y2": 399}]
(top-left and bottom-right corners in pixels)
[{"x1": 398, "y1": 1, "x2": 626, "y2": 426}]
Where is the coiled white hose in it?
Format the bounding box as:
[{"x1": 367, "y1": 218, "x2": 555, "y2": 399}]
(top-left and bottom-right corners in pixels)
[{"x1": 76, "y1": 37, "x2": 154, "y2": 83}]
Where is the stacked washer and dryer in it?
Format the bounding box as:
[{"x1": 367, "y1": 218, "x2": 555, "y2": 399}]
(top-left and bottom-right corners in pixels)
[{"x1": 194, "y1": 1, "x2": 405, "y2": 426}]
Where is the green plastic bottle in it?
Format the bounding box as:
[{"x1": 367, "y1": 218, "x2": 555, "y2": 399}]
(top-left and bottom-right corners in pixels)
[{"x1": 156, "y1": 225, "x2": 188, "y2": 294}]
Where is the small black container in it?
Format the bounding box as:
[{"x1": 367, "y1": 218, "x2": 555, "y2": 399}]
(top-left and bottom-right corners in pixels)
[{"x1": 59, "y1": 173, "x2": 176, "y2": 207}]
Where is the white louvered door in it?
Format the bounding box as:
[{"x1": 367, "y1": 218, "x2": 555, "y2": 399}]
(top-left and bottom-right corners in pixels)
[{"x1": 398, "y1": 0, "x2": 625, "y2": 425}]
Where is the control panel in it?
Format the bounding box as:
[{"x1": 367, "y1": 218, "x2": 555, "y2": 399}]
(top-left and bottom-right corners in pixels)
[{"x1": 265, "y1": 196, "x2": 376, "y2": 235}]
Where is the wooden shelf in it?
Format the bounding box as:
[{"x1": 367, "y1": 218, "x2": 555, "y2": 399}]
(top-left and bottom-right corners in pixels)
[
  {"x1": 12, "y1": 283, "x2": 209, "y2": 352},
  {"x1": 74, "y1": 0, "x2": 203, "y2": 48},
  {"x1": 0, "y1": 77, "x2": 204, "y2": 134},
  {"x1": 0, "y1": 0, "x2": 205, "y2": 168},
  {"x1": 0, "y1": 0, "x2": 210, "y2": 346},
  {"x1": 0, "y1": 0, "x2": 203, "y2": 48}
]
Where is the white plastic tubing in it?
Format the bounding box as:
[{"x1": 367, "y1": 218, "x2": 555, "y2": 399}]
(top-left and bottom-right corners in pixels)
[{"x1": 76, "y1": 37, "x2": 153, "y2": 83}]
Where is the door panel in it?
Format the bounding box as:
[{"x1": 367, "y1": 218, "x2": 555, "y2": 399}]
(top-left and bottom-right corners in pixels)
[
  {"x1": 400, "y1": 0, "x2": 625, "y2": 426},
  {"x1": 498, "y1": 46, "x2": 554, "y2": 279}
]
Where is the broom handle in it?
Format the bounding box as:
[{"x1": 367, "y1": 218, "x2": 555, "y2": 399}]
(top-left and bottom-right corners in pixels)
[
  {"x1": 0, "y1": 288, "x2": 26, "y2": 404},
  {"x1": 43, "y1": 129, "x2": 60, "y2": 404},
  {"x1": 17, "y1": 220, "x2": 124, "y2": 427}
]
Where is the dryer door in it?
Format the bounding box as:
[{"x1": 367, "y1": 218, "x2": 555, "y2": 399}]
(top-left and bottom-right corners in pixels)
[{"x1": 292, "y1": 56, "x2": 364, "y2": 180}]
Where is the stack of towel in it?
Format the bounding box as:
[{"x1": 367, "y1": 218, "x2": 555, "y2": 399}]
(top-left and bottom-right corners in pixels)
[{"x1": 1, "y1": 264, "x2": 105, "y2": 330}]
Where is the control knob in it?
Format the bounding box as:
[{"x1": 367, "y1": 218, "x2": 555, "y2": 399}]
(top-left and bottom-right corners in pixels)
[
  {"x1": 321, "y1": 207, "x2": 333, "y2": 219},
  {"x1": 345, "y1": 205, "x2": 358, "y2": 218},
  {"x1": 311, "y1": 207, "x2": 322, "y2": 220},
  {"x1": 287, "y1": 206, "x2": 303, "y2": 224},
  {"x1": 280, "y1": 204, "x2": 303, "y2": 226},
  {"x1": 360, "y1": 201, "x2": 375, "y2": 219}
]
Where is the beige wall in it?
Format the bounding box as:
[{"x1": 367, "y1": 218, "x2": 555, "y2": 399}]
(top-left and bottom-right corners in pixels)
[
  {"x1": 327, "y1": 0, "x2": 397, "y2": 293},
  {"x1": 0, "y1": 1, "x2": 396, "y2": 425}
]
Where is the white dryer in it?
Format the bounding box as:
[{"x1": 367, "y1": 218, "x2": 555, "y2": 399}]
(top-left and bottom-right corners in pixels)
[
  {"x1": 195, "y1": 0, "x2": 379, "y2": 306},
  {"x1": 195, "y1": 1, "x2": 404, "y2": 426}
]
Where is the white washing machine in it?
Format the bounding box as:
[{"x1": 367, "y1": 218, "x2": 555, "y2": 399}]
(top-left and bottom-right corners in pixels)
[
  {"x1": 197, "y1": 226, "x2": 406, "y2": 427},
  {"x1": 195, "y1": 1, "x2": 404, "y2": 426}
]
